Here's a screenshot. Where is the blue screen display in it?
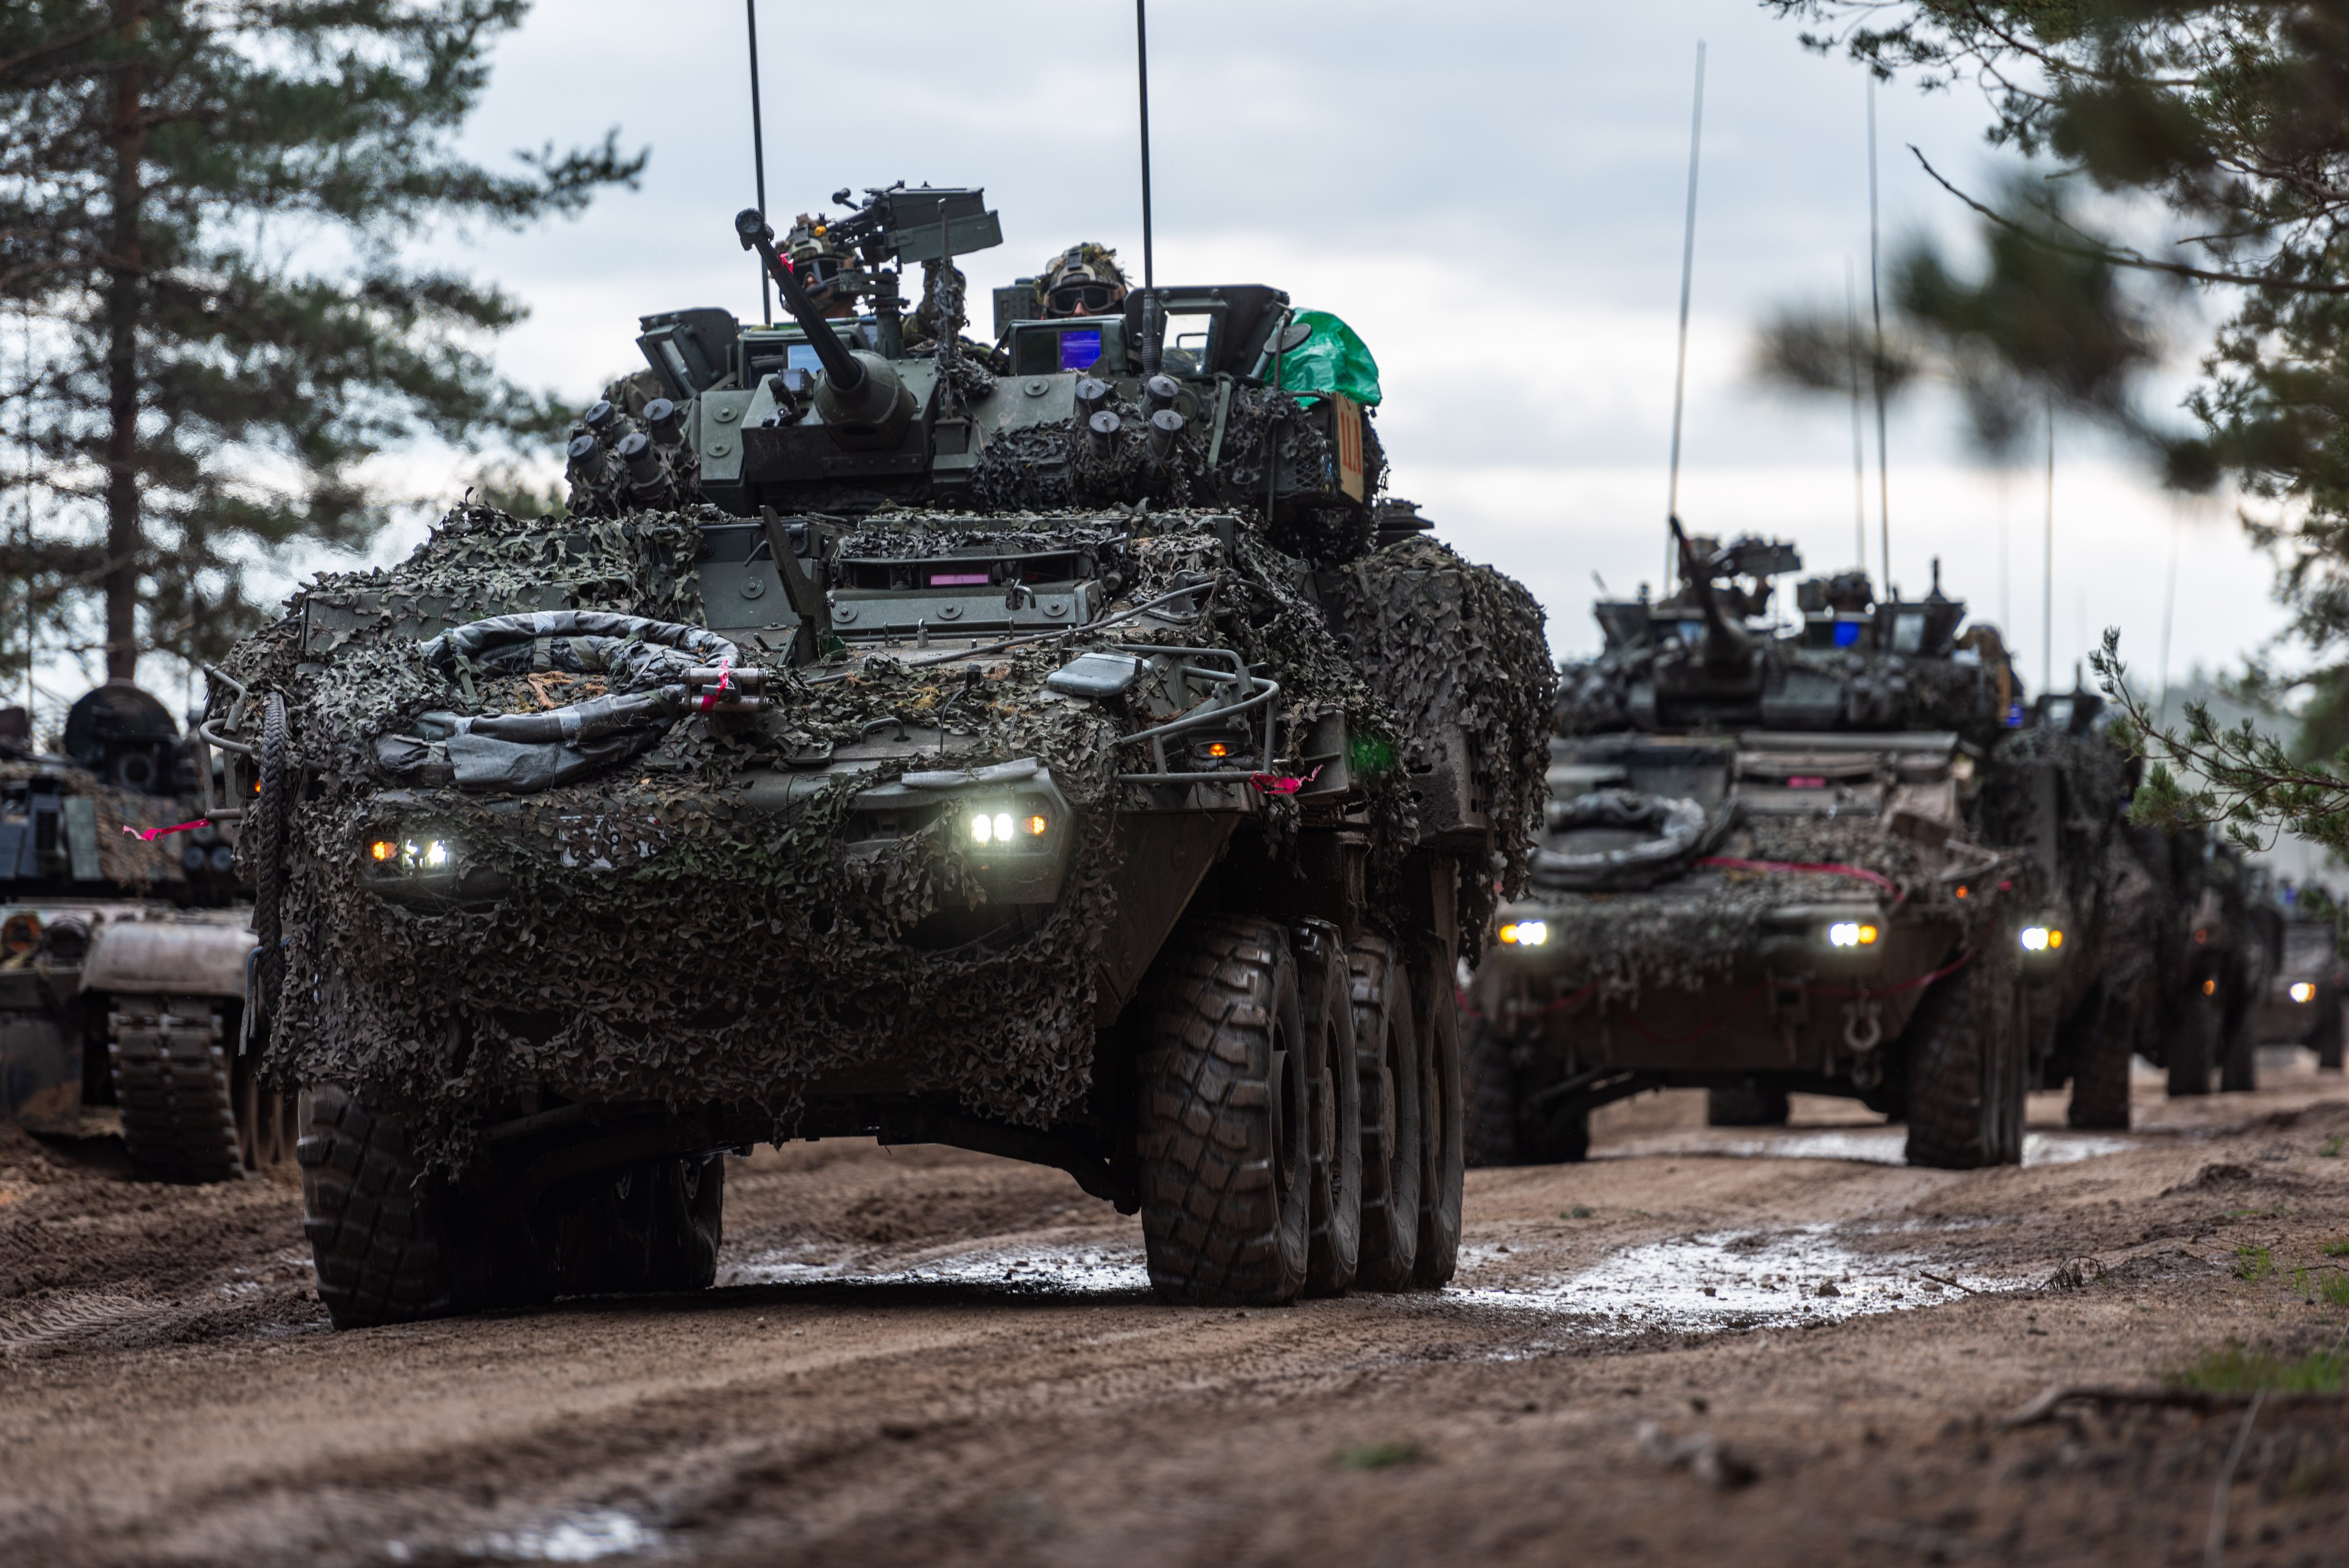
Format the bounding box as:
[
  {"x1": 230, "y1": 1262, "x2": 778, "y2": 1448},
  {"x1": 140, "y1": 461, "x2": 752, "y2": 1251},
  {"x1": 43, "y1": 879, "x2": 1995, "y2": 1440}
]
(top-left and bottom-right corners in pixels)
[
  {"x1": 787, "y1": 342, "x2": 826, "y2": 374},
  {"x1": 1833, "y1": 619, "x2": 1862, "y2": 649},
  {"x1": 1058, "y1": 329, "x2": 1103, "y2": 371}
]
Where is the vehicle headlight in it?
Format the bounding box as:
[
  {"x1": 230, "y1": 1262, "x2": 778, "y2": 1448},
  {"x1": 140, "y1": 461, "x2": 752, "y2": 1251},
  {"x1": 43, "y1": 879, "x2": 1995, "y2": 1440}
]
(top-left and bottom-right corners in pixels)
[
  {"x1": 969, "y1": 803, "x2": 1049, "y2": 848},
  {"x1": 1827, "y1": 922, "x2": 1879, "y2": 948},
  {"x1": 2292, "y1": 981, "x2": 2318, "y2": 1004},
  {"x1": 367, "y1": 834, "x2": 458, "y2": 873},
  {"x1": 1498, "y1": 920, "x2": 1548, "y2": 946},
  {"x1": 2019, "y1": 925, "x2": 2061, "y2": 953}
]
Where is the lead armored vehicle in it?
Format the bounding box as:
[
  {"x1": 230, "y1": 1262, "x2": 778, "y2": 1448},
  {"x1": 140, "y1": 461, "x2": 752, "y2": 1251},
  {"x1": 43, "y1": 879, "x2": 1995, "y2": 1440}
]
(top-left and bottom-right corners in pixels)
[
  {"x1": 0, "y1": 682, "x2": 280, "y2": 1180},
  {"x1": 202, "y1": 185, "x2": 1551, "y2": 1326},
  {"x1": 1462, "y1": 529, "x2": 2113, "y2": 1169}
]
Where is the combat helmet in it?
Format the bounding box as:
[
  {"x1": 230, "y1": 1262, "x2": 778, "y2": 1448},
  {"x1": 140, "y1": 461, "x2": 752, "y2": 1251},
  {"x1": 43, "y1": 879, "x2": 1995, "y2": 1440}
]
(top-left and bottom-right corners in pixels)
[{"x1": 1038, "y1": 243, "x2": 1127, "y2": 317}]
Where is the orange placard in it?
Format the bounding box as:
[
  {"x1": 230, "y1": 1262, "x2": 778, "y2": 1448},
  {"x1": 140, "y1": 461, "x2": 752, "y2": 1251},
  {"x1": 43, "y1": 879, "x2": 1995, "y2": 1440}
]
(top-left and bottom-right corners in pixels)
[{"x1": 1333, "y1": 394, "x2": 1364, "y2": 501}]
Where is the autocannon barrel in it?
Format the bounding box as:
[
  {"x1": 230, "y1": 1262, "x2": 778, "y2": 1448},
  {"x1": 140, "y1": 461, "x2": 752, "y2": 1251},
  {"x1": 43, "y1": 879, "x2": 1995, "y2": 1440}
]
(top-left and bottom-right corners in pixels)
[{"x1": 734, "y1": 208, "x2": 866, "y2": 394}]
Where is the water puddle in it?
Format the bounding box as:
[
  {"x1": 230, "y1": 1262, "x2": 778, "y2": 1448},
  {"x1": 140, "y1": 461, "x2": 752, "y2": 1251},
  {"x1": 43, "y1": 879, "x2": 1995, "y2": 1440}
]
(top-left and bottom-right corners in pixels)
[
  {"x1": 720, "y1": 1238, "x2": 1153, "y2": 1297},
  {"x1": 1449, "y1": 1223, "x2": 2027, "y2": 1334},
  {"x1": 1600, "y1": 1128, "x2": 2135, "y2": 1168},
  {"x1": 389, "y1": 1508, "x2": 661, "y2": 1563}
]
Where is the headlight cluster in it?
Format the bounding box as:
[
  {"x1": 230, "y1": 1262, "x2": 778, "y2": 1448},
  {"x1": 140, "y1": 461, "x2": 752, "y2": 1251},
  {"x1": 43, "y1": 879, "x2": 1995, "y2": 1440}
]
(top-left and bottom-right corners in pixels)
[
  {"x1": 2292, "y1": 981, "x2": 2319, "y2": 1004},
  {"x1": 366, "y1": 834, "x2": 458, "y2": 873},
  {"x1": 1497, "y1": 920, "x2": 1548, "y2": 946},
  {"x1": 967, "y1": 805, "x2": 1050, "y2": 847},
  {"x1": 1826, "y1": 921, "x2": 1880, "y2": 948},
  {"x1": 2019, "y1": 925, "x2": 2064, "y2": 953}
]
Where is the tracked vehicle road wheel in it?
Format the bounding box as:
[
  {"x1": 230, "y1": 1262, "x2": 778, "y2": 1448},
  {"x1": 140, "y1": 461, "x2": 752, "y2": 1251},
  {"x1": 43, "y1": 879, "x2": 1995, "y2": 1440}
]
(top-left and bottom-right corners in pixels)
[
  {"x1": 299, "y1": 1086, "x2": 551, "y2": 1329},
  {"x1": 545, "y1": 1156, "x2": 725, "y2": 1297},
  {"x1": 1349, "y1": 935, "x2": 1421, "y2": 1292},
  {"x1": 1294, "y1": 926, "x2": 1361, "y2": 1297},
  {"x1": 1134, "y1": 918, "x2": 1312, "y2": 1307},
  {"x1": 1706, "y1": 1081, "x2": 1791, "y2": 1128},
  {"x1": 1462, "y1": 1013, "x2": 1521, "y2": 1168},
  {"x1": 1412, "y1": 958, "x2": 1464, "y2": 1289},
  {"x1": 1903, "y1": 943, "x2": 2026, "y2": 1170},
  {"x1": 2167, "y1": 985, "x2": 2221, "y2": 1096}
]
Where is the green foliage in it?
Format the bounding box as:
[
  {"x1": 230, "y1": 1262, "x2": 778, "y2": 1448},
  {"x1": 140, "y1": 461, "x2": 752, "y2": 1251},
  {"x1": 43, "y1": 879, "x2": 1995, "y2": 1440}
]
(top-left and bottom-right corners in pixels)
[
  {"x1": 2178, "y1": 1342, "x2": 2348, "y2": 1394},
  {"x1": 2236, "y1": 1243, "x2": 2277, "y2": 1281},
  {"x1": 1335, "y1": 1440, "x2": 1423, "y2": 1471},
  {"x1": 1767, "y1": 3, "x2": 2349, "y2": 790},
  {"x1": 0, "y1": 1, "x2": 641, "y2": 681}
]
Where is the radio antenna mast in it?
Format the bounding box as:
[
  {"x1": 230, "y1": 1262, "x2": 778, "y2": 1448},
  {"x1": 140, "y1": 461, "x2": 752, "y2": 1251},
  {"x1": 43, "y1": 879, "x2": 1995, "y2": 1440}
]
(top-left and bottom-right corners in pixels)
[
  {"x1": 1134, "y1": 1, "x2": 1160, "y2": 375},
  {"x1": 745, "y1": 0, "x2": 772, "y2": 326},
  {"x1": 1868, "y1": 73, "x2": 1890, "y2": 594},
  {"x1": 1664, "y1": 40, "x2": 1706, "y2": 592}
]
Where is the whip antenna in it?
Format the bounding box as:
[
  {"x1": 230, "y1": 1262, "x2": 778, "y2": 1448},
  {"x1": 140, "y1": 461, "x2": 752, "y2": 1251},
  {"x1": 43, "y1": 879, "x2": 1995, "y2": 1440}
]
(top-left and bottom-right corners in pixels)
[
  {"x1": 1868, "y1": 73, "x2": 1890, "y2": 594},
  {"x1": 745, "y1": 0, "x2": 771, "y2": 326},
  {"x1": 1664, "y1": 41, "x2": 1706, "y2": 591},
  {"x1": 1134, "y1": 1, "x2": 1160, "y2": 375}
]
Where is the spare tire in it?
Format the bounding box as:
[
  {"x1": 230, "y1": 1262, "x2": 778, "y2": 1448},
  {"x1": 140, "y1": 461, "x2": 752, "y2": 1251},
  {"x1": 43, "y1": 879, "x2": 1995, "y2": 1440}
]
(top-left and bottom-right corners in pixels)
[{"x1": 1530, "y1": 789, "x2": 1713, "y2": 892}]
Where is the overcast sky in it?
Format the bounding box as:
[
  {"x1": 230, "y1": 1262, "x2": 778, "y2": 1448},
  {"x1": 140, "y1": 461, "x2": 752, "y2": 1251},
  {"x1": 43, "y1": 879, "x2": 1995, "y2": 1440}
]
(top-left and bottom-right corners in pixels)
[{"x1": 373, "y1": 0, "x2": 2282, "y2": 695}]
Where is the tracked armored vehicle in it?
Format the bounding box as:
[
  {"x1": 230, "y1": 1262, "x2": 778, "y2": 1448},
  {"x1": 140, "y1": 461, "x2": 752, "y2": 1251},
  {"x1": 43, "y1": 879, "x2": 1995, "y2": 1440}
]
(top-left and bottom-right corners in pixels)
[
  {"x1": 1462, "y1": 528, "x2": 2131, "y2": 1169},
  {"x1": 202, "y1": 184, "x2": 1551, "y2": 1326},
  {"x1": 0, "y1": 682, "x2": 284, "y2": 1180}
]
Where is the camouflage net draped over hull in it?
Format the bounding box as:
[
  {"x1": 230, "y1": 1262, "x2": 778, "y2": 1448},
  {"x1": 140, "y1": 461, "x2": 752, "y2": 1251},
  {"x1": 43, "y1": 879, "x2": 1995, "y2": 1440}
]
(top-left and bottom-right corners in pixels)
[
  {"x1": 1321, "y1": 538, "x2": 1555, "y2": 945},
  {"x1": 220, "y1": 504, "x2": 1540, "y2": 1167}
]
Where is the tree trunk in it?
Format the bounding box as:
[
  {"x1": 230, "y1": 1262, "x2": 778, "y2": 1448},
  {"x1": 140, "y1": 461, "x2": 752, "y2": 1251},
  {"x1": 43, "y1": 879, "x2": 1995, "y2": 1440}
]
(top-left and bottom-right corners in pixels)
[{"x1": 103, "y1": 1, "x2": 146, "y2": 682}]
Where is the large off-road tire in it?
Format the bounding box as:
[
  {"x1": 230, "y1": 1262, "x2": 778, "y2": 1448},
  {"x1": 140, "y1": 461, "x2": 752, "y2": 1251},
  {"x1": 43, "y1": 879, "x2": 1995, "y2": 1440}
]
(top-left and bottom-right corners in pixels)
[
  {"x1": 298, "y1": 1086, "x2": 551, "y2": 1329},
  {"x1": 1462, "y1": 1012, "x2": 1521, "y2": 1167},
  {"x1": 2167, "y1": 984, "x2": 2220, "y2": 1096},
  {"x1": 543, "y1": 1156, "x2": 725, "y2": 1296},
  {"x1": 1706, "y1": 1081, "x2": 1791, "y2": 1127},
  {"x1": 2063, "y1": 981, "x2": 2134, "y2": 1132},
  {"x1": 1903, "y1": 943, "x2": 2026, "y2": 1170},
  {"x1": 2315, "y1": 1000, "x2": 2346, "y2": 1071},
  {"x1": 1134, "y1": 918, "x2": 1312, "y2": 1306},
  {"x1": 2219, "y1": 1000, "x2": 2260, "y2": 1092},
  {"x1": 1411, "y1": 954, "x2": 1464, "y2": 1289},
  {"x1": 1348, "y1": 934, "x2": 1421, "y2": 1292},
  {"x1": 109, "y1": 1002, "x2": 243, "y2": 1183},
  {"x1": 1293, "y1": 925, "x2": 1361, "y2": 1297}
]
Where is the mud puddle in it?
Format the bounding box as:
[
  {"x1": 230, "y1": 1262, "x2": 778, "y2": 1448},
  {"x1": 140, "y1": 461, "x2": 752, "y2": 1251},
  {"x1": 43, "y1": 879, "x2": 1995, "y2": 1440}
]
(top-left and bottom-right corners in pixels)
[
  {"x1": 718, "y1": 1234, "x2": 1154, "y2": 1298},
  {"x1": 389, "y1": 1508, "x2": 661, "y2": 1565},
  {"x1": 1599, "y1": 1127, "x2": 2135, "y2": 1168},
  {"x1": 1447, "y1": 1223, "x2": 2030, "y2": 1334}
]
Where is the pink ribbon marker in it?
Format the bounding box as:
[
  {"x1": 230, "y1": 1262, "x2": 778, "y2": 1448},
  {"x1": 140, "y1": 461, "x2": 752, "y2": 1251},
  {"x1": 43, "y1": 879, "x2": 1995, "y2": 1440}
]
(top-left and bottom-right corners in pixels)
[
  {"x1": 1248, "y1": 765, "x2": 1325, "y2": 797},
  {"x1": 123, "y1": 818, "x2": 210, "y2": 842}
]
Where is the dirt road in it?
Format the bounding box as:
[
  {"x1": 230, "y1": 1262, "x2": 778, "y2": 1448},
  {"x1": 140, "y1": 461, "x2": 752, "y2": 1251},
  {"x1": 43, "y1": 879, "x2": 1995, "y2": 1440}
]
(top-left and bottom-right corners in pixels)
[{"x1": 4, "y1": 1060, "x2": 2347, "y2": 1567}]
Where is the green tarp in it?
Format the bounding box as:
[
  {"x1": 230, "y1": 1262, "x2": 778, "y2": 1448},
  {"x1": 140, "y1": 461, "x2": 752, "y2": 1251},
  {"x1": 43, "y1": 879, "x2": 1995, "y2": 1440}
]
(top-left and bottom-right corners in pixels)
[{"x1": 1270, "y1": 310, "x2": 1381, "y2": 406}]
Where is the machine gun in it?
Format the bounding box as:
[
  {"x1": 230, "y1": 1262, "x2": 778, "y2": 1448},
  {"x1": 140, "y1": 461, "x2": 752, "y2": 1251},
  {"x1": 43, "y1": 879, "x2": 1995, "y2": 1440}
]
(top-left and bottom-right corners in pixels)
[{"x1": 1668, "y1": 517, "x2": 1753, "y2": 673}]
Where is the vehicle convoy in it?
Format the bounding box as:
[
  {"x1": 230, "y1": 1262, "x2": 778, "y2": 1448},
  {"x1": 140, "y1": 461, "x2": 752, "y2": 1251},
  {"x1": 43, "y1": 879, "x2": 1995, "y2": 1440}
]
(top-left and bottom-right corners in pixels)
[
  {"x1": 1461, "y1": 529, "x2": 2143, "y2": 1170},
  {"x1": 2136, "y1": 832, "x2": 2282, "y2": 1094},
  {"x1": 0, "y1": 681, "x2": 281, "y2": 1181},
  {"x1": 200, "y1": 184, "x2": 1552, "y2": 1327}
]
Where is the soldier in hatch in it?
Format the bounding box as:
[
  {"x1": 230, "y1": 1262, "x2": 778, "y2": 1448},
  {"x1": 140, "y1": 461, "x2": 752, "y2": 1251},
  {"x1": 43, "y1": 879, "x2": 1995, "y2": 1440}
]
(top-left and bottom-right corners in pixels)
[
  {"x1": 1037, "y1": 243, "x2": 1128, "y2": 318},
  {"x1": 784, "y1": 213, "x2": 859, "y2": 319}
]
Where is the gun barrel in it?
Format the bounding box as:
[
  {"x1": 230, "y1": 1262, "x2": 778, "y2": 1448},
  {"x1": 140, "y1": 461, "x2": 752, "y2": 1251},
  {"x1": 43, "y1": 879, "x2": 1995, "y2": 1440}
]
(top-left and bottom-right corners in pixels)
[
  {"x1": 1669, "y1": 517, "x2": 1750, "y2": 670},
  {"x1": 735, "y1": 209, "x2": 866, "y2": 393}
]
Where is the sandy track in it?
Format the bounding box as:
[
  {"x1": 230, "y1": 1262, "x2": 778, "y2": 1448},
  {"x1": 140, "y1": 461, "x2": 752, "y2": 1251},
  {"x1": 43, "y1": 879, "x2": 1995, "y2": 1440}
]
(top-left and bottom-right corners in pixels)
[{"x1": 3, "y1": 1062, "x2": 2347, "y2": 1566}]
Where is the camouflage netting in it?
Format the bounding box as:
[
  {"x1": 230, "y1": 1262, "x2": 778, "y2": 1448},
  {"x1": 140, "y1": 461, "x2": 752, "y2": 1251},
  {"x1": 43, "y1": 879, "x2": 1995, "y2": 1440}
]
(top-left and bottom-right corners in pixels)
[
  {"x1": 1320, "y1": 537, "x2": 1555, "y2": 946},
  {"x1": 1525, "y1": 812, "x2": 2017, "y2": 1003},
  {"x1": 0, "y1": 760, "x2": 187, "y2": 892},
  {"x1": 218, "y1": 501, "x2": 1540, "y2": 1166}
]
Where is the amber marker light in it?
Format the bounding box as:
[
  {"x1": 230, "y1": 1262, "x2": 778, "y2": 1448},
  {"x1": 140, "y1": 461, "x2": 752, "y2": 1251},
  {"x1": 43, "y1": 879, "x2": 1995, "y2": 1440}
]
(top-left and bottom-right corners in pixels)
[
  {"x1": 1206, "y1": 742, "x2": 1230, "y2": 758},
  {"x1": 2203, "y1": 978, "x2": 2218, "y2": 996},
  {"x1": 1954, "y1": 886, "x2": 1969, "y2": 900},
  {"x1": 1025, "y1": 814, "x2": 1049, "y2": 836},
  {"x1": 367, "y1": 840, "x2": 396, "y2": 864},
  {"x1": 2292, "y1": 982, "x2": 2318, "y2": 1004}
]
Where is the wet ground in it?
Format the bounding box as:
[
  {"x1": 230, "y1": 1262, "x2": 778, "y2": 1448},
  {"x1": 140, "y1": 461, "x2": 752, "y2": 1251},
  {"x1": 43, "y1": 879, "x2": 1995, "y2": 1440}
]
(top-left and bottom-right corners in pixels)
[{"x1": 3, "y1": 1055, "x2": 2347, "y2": 1566}]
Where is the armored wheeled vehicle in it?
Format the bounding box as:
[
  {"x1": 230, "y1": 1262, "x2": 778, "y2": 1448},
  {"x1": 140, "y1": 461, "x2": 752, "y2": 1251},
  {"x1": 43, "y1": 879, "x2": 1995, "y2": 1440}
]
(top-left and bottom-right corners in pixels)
[
  {"x1": 200, "y1": 184, "x2": 1551, "y2": 1327},
  {"x1": 2245, "y1": 900, "x2": 2346, "y2": 1069},
  {"x1": 0, "y1": 682, "x2": 282, "y2": 1180},
  {"x1": 1462, "y1": 529, "x2": 2122, "y2": 1169}
]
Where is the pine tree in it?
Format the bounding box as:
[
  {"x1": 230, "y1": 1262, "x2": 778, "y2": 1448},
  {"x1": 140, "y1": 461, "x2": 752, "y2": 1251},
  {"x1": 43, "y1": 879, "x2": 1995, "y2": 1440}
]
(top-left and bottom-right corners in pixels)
[{"x1": 0, "y1": 1, "x2": 642, "y2": 693}]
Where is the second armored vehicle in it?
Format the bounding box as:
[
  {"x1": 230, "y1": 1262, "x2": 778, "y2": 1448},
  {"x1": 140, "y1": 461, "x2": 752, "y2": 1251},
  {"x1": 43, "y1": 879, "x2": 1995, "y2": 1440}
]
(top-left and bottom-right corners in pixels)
[{"x1": 1463, "y1": 530, "x2": 2122, "y2": 1169}]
